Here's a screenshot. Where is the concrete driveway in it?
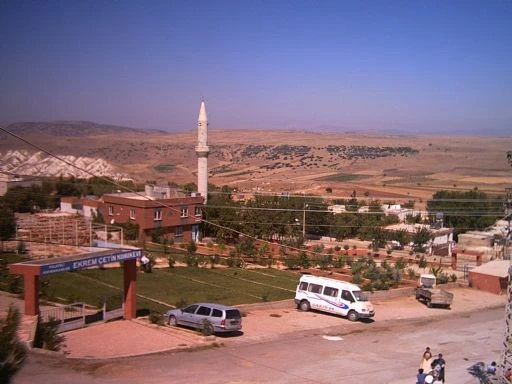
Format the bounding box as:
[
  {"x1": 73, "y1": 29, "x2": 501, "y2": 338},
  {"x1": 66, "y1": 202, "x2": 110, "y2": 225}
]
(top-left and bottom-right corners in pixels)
[{"x1": 45, "y1": 286, "x2": 506, "y2": 359}]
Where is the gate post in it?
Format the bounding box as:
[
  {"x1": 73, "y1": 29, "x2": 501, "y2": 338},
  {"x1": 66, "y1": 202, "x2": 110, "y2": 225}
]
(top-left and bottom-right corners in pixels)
[
  {"x1": 123, "y1": 259, "x2": 137, "y2": 320},
  {"x1": 9, "y1": 265, "x2": 41, "y2": 316}
]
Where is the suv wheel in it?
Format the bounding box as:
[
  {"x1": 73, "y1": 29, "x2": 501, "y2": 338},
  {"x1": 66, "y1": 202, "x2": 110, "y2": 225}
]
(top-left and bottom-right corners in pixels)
[{"x1": 168, "y1": 315, "x2": 177, "y2": 327}]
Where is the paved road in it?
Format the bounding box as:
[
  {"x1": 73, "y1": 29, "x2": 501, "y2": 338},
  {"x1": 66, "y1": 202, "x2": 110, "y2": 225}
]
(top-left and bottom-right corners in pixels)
[{"x1": 13, "y1": 306, "x2": 505, "y2": 384}]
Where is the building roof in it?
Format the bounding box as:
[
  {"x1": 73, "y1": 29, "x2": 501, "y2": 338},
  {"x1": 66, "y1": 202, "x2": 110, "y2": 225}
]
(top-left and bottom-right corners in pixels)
[{"x1": 470, "y1": 260, "x2": 510, "y2": 278}]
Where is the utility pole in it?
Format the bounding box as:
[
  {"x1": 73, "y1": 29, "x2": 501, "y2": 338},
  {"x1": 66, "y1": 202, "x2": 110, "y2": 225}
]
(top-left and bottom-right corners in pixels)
[
  {"x1": 302, "y1": 204, "x2": 308, "y2": 239},
  {"x1": 501, "y1": 187, "x2": 512, "y2": 379}
]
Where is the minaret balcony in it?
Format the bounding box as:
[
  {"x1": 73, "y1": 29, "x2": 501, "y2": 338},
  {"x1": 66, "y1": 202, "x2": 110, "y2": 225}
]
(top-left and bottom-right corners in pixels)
[{"x1": 195, "y1": 145, "x2": 210, "y2": 154}]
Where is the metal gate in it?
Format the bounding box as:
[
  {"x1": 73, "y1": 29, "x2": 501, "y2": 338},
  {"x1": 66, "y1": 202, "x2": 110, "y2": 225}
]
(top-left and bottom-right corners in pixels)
[
  {"x1": 40, "y1": 302, "x2": 86, "y2": 333},
  {"x1": 102, "y1": 292, "x2": 124, "y2": 322},
  {"x1": 39, "y1": 292, "x2": 124, "y2": 333}
]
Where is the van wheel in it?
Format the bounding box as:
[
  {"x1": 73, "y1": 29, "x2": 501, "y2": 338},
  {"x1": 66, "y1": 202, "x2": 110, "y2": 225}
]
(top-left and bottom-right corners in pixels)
[
  {"x1": 299, "y1": 300, "x2": 310, "y2": 312},
  {"x1": 168, "y1": 315, "x2": 177, "y2": 327},
  {"x1": 347, "y1": 310, "x2": 359, "y2": 322}
]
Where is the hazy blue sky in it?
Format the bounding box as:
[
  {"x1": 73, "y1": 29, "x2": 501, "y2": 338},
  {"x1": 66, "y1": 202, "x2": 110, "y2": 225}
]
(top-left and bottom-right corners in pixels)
[{"x1": 1, "y1": 0, "x2": 511, "y2": 134}]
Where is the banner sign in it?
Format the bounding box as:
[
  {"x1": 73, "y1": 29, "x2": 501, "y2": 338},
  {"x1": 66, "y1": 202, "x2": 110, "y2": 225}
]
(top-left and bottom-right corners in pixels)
[{"x1": 40, "y1": 249, "x2": 143, "y2": 276}]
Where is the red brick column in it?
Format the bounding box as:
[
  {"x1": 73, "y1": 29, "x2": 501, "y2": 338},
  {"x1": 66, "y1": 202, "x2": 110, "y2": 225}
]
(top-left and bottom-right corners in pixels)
[
  {"x1": 451, "y1": 254, "x2": 457, "y2": 270},
  {"x1": 123, "y1": 259, "x2": 137, "y2": 320},
  {"x1": 9, "y1": 264, "x2": 40, "y2": 316},
  {"x1": 23, "y1": 273, "x2": 40, "y2": 316}
]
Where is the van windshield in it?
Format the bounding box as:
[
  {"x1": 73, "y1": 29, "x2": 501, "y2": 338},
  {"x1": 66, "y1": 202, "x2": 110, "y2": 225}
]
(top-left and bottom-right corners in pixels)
[{"x1": 352, "y1": 290, "x2": 368, "y2": 302}]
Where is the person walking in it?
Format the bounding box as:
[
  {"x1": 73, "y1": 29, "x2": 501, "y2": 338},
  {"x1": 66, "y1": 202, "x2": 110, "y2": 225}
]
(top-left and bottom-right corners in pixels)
[
  {"x1": 416, "y1": 368, "x2": 427, "y2": 384},
  {"x1": 420, "y1": 347, "x2": 433, "y2": 373},
  {"x1": 431, "y1": 353, "x2": 446, "y2": 383}
]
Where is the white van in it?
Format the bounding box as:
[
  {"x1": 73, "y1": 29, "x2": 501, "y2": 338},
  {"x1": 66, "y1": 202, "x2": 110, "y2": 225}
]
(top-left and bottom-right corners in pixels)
[{"x1": 294, "y1": 275, "x2": 375, "y2": 321}]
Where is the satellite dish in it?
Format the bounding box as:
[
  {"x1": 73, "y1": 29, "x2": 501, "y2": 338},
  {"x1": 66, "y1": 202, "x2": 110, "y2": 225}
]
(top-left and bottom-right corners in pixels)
[{"x1": 110, "y1": 219, "x2": 115, "y2": 224}]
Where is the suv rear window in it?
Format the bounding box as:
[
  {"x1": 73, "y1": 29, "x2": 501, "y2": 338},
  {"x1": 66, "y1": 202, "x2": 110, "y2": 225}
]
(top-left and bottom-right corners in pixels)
[{"x1": 225, "y1": 309, "x2": 241, "y2": 319}]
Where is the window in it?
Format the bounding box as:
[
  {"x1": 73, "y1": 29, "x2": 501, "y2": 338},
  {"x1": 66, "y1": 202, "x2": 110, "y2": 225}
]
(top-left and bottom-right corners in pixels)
[
  {"x1": 129, "y1": 209, "x2": 136, "y2": 220},
  {"x1": 299, "y1": 282, "x2": 308, "y2": 291},
  {"x1": 175, "y1": 226, "x2": 183, "y2": 237},
  {"x1": 342, "y1": 290, "x2": 354, "y2": 302},
  {"x1": 196, "y1": 306, "x2": 211, "y2": 316},
  {"x1": 183, "y1": 305, "x2": 198, "y2": 314},
  {"x1": 323, "y1": 286, "x2": 339, "y2": 298},
  {"x1": 154, "y1": 208, "x2": 162, "y2": 221},
  {"x1": 108, "y1": 205, "x2": 114, "y2": 216},
  {"x1": 180, "y1": 207, "x2": 189, "y2": 217},
  {"x1": 225, "y1": 309, "x2": 241, "y2": 319},
  {"x1": 194, "y1": 206, "x2": 202, "y2": 216},
  {"x1": 308, "y1": 283, "x2": 323, "y2": 294},
  {"x1": 211, "y1": 309, "x2": 222, "y2": 318}
]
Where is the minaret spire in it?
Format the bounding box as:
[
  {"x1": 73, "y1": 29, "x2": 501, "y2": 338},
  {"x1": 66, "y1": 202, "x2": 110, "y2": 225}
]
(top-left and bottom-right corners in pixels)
[{"x1": 195, "y1": 100, "x2": 209, "y2": 202}]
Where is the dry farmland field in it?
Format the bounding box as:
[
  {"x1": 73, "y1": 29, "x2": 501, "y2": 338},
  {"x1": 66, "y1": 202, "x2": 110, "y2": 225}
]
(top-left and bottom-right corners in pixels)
[{"x1": 1, "y1": 122, "x2": 511, "y2": 205}]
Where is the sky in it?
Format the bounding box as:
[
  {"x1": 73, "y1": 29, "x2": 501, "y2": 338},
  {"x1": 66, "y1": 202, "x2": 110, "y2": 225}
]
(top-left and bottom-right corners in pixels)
[{"x1": 0, "y1": 0, "x2": 511, "y2": 135}]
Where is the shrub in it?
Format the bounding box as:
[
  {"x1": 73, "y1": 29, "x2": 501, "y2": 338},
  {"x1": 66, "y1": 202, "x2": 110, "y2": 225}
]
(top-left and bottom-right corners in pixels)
[
  {"x1": 167, "y1": 256, "x2": 175, "y2": 268},
  {"x1": 298, "y1": 252, "x2": 310, "y2": 269},
  {"x1": 394, "y1": 257, "x2": 407, "y2": 270},
  {"x1": 0, "y1": 305, "x2": 27, "y2": 382},
  {"x1": 449, "y1": 274, "x2": 458, "y2": 283},
  {"x1": 351, "y1": 273, "x2": 362, "y2": 285},
  {"x1": 149, "y1": 312, "x2": 164, "y2": 325},
  {"x1": 334, "y1": 255, "x2": 346, "y2": 269},
  {"x1": 437, "y1": 273, "x2": 449, "y2": 284},
  {"x1": 7, "y1": 276, "x2": 23, "y2": 294},
  {"x1": 407, "y1": 268, "x2": 417, "y2": 280},
  {"x1": 185, "y1": 254, "x2": 198, "y2": 267},
  {"x1": 33, "y1": 317, "x2": 65, "y2": 352},
  {"x1": 284, "y1": 257, "x2": 299, "y2": 270}
]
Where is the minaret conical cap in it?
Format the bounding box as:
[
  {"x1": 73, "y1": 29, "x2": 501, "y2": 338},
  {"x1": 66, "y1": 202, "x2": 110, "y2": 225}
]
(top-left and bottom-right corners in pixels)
[{"x1": 198, "y1": 100, "x2": 208, "y2": 121}]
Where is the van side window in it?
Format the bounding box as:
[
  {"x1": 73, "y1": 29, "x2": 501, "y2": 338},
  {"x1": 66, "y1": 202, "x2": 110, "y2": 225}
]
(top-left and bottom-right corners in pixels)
[
  {"x1": 308, "y1": 283, "x2": 323, "y2": 294},
  {"x1": 341, "y1": 290, "x2": 354, "y2": 302},
  {"x1": 323, "y1": 286, "x2": 339, "y2": 297},
  {"x1": 299, "y1": 282, "x2": 309, "y2": 291},
  {"x1": 196, "y1": 306, "x2": 211, "y2": 316}
]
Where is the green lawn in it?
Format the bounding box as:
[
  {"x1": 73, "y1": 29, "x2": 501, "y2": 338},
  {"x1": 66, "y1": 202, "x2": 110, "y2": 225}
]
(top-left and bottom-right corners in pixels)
[{"x1": 2, "y1": 254, "x2": 300, "y2": 314}]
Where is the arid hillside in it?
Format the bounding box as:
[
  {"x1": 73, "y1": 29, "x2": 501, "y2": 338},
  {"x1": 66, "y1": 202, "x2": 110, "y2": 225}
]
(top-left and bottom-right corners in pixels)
[{"x1": 1, "y1": 122, "x2": 511, "y2": 204}]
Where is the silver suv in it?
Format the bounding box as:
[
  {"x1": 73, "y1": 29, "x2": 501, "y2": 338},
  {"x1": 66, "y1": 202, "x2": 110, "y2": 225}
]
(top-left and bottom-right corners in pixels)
[{"x1": 164, "y1": 303, "x2": 242, "y2": 335}]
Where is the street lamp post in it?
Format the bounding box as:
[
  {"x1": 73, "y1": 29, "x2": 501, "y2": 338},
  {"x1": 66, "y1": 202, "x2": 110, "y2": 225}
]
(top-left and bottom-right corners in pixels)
[{"x1": 303, "y1": 204, "x2": 308, "y2": 239}]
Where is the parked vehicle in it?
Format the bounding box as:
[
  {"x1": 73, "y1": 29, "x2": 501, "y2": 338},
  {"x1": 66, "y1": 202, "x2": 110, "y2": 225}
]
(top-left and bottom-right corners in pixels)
[
  {"x1": 415, "y1": 274, "x2": 453, "y2": 309},
  {"x1": 164, "y1": 303, "x2": 242, "y2": 335},
  {"x1": 294, "y1": 274, "x2": 375, "y2": 321}
]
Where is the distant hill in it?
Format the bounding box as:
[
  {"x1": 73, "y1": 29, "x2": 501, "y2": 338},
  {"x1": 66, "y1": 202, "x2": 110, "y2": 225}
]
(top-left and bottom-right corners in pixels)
[{"x1": 3, "y1": 121, "x2": 166, "y2": 137}]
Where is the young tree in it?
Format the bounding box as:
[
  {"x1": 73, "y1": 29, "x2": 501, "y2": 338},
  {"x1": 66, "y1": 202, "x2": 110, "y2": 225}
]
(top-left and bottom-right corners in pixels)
[
  {"x1": 0, "y1": 305, "x2": 27, "y2": 382},
  {"x1": 0, "y1": 206, "x2": 16, "y2": 251}
]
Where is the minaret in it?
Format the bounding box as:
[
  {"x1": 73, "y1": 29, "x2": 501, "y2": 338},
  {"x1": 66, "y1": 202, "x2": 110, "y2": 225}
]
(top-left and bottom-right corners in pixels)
[{"x1": 195, "y1": 100, "x2": 209, "y2": 202}]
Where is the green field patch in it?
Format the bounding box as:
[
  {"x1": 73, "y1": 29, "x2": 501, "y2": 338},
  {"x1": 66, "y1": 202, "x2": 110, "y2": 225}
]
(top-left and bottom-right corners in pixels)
[
  {"x1": 153, "y1": 163, "x2": 175, "y2": 173},
  {"x1": 318, "y1": 173, "x2": 365, "y2": 182}
]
